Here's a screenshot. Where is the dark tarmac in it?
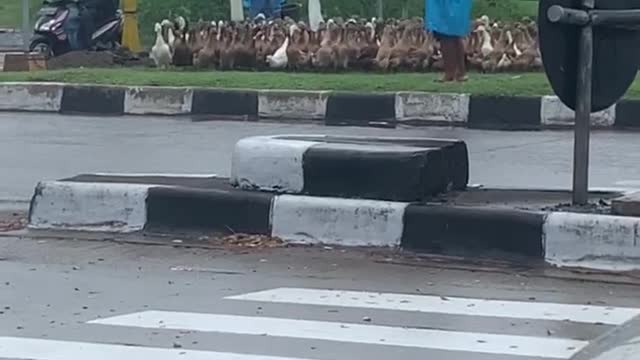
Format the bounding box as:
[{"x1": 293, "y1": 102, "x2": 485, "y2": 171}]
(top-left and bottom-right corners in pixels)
[
  {"x1": 0, "y1": 234, "x2": 639, "y2": 360},
  {"x1": 1, "y1": 112, "x2": 639, "y2": 359},
  {"x1": 2, "y1": 112, "x2": 640, "y2": 203}
]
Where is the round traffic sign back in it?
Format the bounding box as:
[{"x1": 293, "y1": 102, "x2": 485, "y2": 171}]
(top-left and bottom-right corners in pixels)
[{"x1": 539, "y1": 0, "x2": 640, "y2": 111}]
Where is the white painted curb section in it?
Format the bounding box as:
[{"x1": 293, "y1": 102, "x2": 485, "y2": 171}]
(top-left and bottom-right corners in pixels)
[
  {"x1": 29, "y1": 181, "x2": 150, "y2": 232},
  {"x1": 258, "y1": 90, "x2": 329, "y2": 120},
  {"x1": 540, "y1": 96, "x2": 616, "y2": 127},
  {"x1": 0, "y1": 82, "x2": 63, "y2": 112},
  {"x1": 395, "y1": 92, "x2": 469, "y2": 124},
  {"x1": 544, "y1": 212, "x2": 640, "y2": 271},
  {"x1": 271, "y1": 195, "x2": 407, "y2": 247},
  {"x1": 124, "y1": 87, "x2": 194, "y2": 115},
  {"x1": 230, "y1": 136, "x2": 317, "y2": 192}
]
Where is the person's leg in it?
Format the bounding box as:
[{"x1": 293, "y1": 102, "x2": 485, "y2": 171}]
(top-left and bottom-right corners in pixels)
[
  {"x1": 455, "y1": 37, "x2": 468, "y2": 81},
  {"x1": 78, "y1": 8, "x2": 94, "y2": 49},
  {"x1": 438, "y1": 35, "x2": 456, "y2": 82},
  {"x1": 63, "y1": 5, "x2": 82, "y2": 51}
]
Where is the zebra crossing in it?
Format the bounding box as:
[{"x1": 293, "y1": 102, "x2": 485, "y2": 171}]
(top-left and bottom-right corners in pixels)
[{"x1": 1, "y1": 287, "x2": 639, "y2": 360}]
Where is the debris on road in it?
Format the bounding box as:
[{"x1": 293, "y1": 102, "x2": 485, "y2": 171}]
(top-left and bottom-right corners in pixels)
[
  {"x1": 213, "y1": 234, "x2": 286, "y2": 249},
  {"x1": 0, "y1": 211, "x2": 27, "y2": 232}
]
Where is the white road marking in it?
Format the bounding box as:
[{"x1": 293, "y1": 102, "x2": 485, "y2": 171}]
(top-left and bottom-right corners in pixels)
[
  {"x1": 226, "y1": 288, "x2": 640, "y2": 325},
  {"x1": 0, "y1": 337, "x2": 315, "y2": 360},
  {"x1": 90, "y1": 311, "x2": 588, "y2": 359}
]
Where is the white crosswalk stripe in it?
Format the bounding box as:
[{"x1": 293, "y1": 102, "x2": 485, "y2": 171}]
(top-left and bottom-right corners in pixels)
[
  {"x1": 226, "y1": 287, "x2": 640, "y2": 325},
  {"x1": 2, "y1": 287, "x2": 639, "y2": 360},
  {"x1": 0, "y1": 337, "x2": 316, "y2": 360},
  {"x1": 89, "y1": 310, "x2": 589, "y2": 358}
]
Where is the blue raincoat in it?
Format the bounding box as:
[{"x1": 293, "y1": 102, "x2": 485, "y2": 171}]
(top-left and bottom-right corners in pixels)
[{"x1": 425, "y1": 0, "x2": 473, "y2": 37}]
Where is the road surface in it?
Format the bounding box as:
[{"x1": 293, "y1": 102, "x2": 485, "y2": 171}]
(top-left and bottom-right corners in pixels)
[
  {"x1": 0, "y1": 112, "x2": 639, "y2": 359},
  {"x1": 0, "y1": 234, "x2": 639, "y2": 360},
  {"x1": 2, "y1": 112, "x2": 640, "y2": 202}
]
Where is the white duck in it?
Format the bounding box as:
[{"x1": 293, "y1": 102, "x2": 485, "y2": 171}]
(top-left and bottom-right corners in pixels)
[
  {"x1": 508, "y1": 30, "x2": 523, "y2": 57},
  {"x1": 217, "y1": 20, "x2": 225, "y2": 41},
  {"x1": 160, "y1": 19, "x2": 176, "y2": 52},
  {"x1": 266, "y1": 37, "x2": 289, "y2": 69},
  {"x1": 506, "y1": 30, "x2": 522, "y2": 57},
  {"x1": 479, "y1": 15, "x2": 490, "y2": 27},
  {"x1": 289, "y1": 24, "x2": 299, "y2": 37},
  {"x1": 497, "y1": 53, "x2": 512, "y2": 70},
  {"x1": 478, "y1": 26, "x2": 494, "y2": 57},
  {"x1": 151, "y1": 22, "x2": 172, "y2": 68}
]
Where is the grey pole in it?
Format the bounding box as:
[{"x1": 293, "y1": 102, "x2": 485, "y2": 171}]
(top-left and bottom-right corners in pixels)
[
  {"x1": 230, "y1": 0, "x2": 244, "y2": 21},
  {"x1": 377, "y1": 0, "x2": 383, "y2": 19},
  {"x1": 21, "y1": 0, "x2": 30, "y2": 50},
  {"x1": 572, "y1": 0, "x2": 595, "y2": 205}
]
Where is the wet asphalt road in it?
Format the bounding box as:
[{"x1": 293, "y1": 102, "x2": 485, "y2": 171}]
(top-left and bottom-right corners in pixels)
[
  {"x1": 0, "y1": 235, "x2": 639, "y2": 360},
  {"x1": 2, "y1": 112, "x2": 640, "y2": 202},
  {"x1": 0, "y1": 112, "x2": 639, "y2": 359}
]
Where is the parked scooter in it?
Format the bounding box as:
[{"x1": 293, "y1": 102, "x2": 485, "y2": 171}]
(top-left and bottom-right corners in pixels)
[{"x1": 30, "y1": 0, "x2": 123, "y2": 58}]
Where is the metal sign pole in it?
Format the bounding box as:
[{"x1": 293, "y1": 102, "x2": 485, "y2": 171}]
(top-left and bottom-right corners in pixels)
[
  {"x1": 572, "y1": 0, "x2": 595, "y2": 205},
  {"x1": 230, "y1": 0, "x2": 244, "y2": 21},
  {"x1": 21, "y1": 0, "x2": 30, "y2": 51},
  {"x1": 309, "y1": 0, "x2": 324, "y2": 31}
]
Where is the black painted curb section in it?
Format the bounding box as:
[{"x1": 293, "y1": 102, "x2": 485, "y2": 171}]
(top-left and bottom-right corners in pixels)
[
  {"x1": 284, "y1": 136, "x2": 470, "y2": 195},
  {"x1": 614, "y1": 99, "x2": 640, "y2": 128},
  {"x1": 332, "y1": 137, "x2": 469, "y2": 191},
  {"x1": 434, "y1": 141, "x2": 469, "y2": 191},
  {"x1": 468, "y1": 96, "x2": 542, "y2": 130},
  {"x1": 191, "y1": 89, "x2": 258, "y2": 116},
  {"x1": 61, "y1": 85, "x2": 125, "y2": 115},
  {"x1": 145, "y1": 186, "x2": 273, "y2": 234},
  {"x1": 301, "y1": 144, "x2": 448, "y2": 202},
  {"x1": 401, "y1": 205, "x2": 545, "y2": 258},
  {"x1": 325, "y1": 93, "x2": 396, "y2": 126}
]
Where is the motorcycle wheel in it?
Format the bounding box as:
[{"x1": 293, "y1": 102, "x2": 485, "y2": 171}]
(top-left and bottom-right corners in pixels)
[{"x1": 29, "y1": 36, "x2": 54, "y2": 58}]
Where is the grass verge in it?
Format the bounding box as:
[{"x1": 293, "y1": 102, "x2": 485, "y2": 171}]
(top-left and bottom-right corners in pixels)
[
  {"x1": 0, "y1": 0, "x2": 39, "y2": 29},
  {"x1": 0, "y1": 68, "x2": 556, "y2": 96}
]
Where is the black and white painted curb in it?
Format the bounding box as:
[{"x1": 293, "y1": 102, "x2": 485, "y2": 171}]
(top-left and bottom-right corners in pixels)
[
  {"x1": 28, "y1": 175, "x2": 640, "y2": 271},
  {"x1": 231, "y1": 135, "x2": 469, "y2": 201},
  {"x1": 0, "y1": 82, "x2": 637, "y2": 130}
]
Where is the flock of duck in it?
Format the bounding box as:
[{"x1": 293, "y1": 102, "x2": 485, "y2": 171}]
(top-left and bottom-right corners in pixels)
[{"x1": 150, "y1": 15, "x2": 542, "y2": 72}]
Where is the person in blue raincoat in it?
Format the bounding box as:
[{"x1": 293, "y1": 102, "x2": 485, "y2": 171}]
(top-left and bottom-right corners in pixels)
[{"x1": 425, "y1": 0, "x2": 473, "y2": 81}]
